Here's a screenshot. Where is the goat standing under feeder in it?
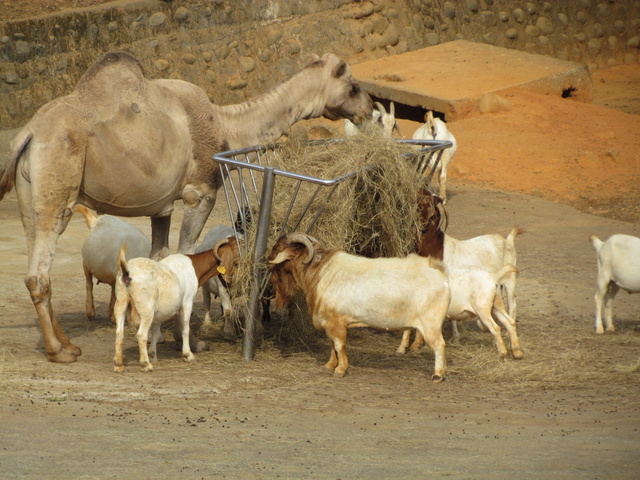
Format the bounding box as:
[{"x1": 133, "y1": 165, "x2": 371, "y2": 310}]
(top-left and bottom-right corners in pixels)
[
  {"x1": 113, "y1": 237, "x2": 239, "y2": 372},
  {"x1": 267, "y1": 232, "x2": 450, "y2": 383}
]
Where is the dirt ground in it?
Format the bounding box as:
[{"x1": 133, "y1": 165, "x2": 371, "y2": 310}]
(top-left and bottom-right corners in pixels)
[{"x1": 1, "y1": 10, "x2": 640, "y2": 477}]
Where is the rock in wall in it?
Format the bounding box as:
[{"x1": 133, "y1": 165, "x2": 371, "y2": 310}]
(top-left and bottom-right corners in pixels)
[{"x1": 0, "y1": 0, "x2": 638, "y2": 128}]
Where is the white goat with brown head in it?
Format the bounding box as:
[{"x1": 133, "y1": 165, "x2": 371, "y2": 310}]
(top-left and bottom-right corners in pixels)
[
  {"x1": 267, "y1": 232, "x2": 450, "y2": 383},
  {"x1": 113, "y1": 237, "x2": 239, "y2": 372}
]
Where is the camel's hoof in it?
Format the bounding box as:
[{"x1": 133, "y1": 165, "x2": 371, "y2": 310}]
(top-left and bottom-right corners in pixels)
[
  {"x1": 64, "y1": 343, "x2": 82, "y2": 357},
  {"x1": 48, "y1": 349, "x2": 78, "y2": 363}
]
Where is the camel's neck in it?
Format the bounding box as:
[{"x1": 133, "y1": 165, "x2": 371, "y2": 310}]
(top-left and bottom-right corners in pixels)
[{"x1": 214, "y1": 68, "x2": 327, "y2": 149}]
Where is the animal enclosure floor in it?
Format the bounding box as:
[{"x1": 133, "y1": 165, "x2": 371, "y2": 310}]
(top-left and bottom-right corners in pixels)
[{"x1": 350, "y1": 40, "x2": 592, "y2": 120}]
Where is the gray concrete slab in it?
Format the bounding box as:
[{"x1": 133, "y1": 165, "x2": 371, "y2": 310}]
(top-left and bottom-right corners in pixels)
[{"x1": 351, "y1": 40, "x2": 593, "y2": 121}]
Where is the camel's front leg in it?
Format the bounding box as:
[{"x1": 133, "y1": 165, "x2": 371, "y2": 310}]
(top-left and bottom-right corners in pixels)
[
  {"x1": 178, "y1": 191, "x2": 217, "y2": 254},
  {"x1": 150, "y1": 215, "x2": 172, "y2": 261}
]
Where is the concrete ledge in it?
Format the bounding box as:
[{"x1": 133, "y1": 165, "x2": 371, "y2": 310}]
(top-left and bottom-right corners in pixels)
[{"x1": 351, "y1": 40, "x2": 593, "y2": 121}]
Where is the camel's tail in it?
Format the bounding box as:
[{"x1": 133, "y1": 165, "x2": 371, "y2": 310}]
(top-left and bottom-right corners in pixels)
[
  {"x1": 0, "y1": 130, "x2": 32, "y2": 201},
  {"x1": 74, "y1": 204, "x2": 99, "y2": 229}
]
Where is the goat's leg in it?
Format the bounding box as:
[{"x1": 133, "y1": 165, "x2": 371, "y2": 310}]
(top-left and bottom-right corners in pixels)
[
  {"x1": 594, "y1": 273, "x2": 613, "y2": 333},
  {"x1": 474, "y1": 306, "x2": 509, "y2": 359},
  {"x1": 148, "y1": 322, "x2": 163, "y2": 362},
  {"x1": 396, "y1": 329, "x2": 411, "y2": 354},
  {"x1": 324, "y1": 323, "x2": 348, "y2": 376},
  {"x1": 178, "y1": 307, "x2": 195, "y2": 363},
  {"x1": 603, "y1": 283, "x2": 619, "y2": 333},
  {"x1": 83, "y1": 266, "x2": 96, "y2": 321},
  {"x1": 217, "y1": 278, "x2": 235, "y2": 340},
  {"x1": 201, "y1": 284, "x2": 213, "y2": 328},
  {"x1": 450, "y1": 320, "x2": 461, "y2": 344},
  {"x1": 113, "y1": 288, "x2": 129, "y2": 372},
  {"x1": 108, "y1": 286, "x2": 117, "y2": 324},
  {"x1": 417, "y1": 322, "x2": 446, "y2": 383},
  {"x1": 135, "y1": 312, "x2": 154, "y2": 372}
]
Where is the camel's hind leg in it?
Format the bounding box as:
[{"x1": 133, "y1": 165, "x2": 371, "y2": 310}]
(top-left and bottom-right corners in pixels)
[{"x1": 16, "y1": 133, "x2": 85, "y2": 362}]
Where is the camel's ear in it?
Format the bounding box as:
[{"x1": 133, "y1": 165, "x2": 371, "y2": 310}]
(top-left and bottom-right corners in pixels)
[{"x1": 332, "y1": 60, "x2": 347, "y2": 78}]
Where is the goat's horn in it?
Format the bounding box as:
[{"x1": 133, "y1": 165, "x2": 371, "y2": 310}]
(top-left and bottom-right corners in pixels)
[
  {"x1": 374, "y1": 101, "x2": 386, "y2": 114},
  {"x1": 213, "y1": 237, "x2": 230, "y2": 261},
  {"x1": 389, "y1": 102, "x2": 395, "y2": 116},
  {"x1": 285, "y1": 233, "x2": 316, "y2": 264}
]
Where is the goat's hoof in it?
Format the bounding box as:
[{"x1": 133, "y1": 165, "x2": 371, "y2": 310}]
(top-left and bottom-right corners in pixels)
[
  {"x1": 114, "y1": 365, "x2": 124, "y2": 373},
  {"x1": 140, "y1": 362, "x2": 153, "y2": 372},
  {"x1": 333, "y1": 370, "x2": 347, "y2": 378},
  {"x1": 194, "y1": 340, "x2": 210, "y2": 353},
  {"x1": 395, "y1": 349, "x2": 407, "y2": 356},
  {"x1": 431, "y1": 374, "x2": 444, "y2": 383},
  {"x1": 512, "y1": 349, "x2": 524, "y2": 360},
  {"x1": 183, "y1": 353, "x2": 195, "y2": 363}
]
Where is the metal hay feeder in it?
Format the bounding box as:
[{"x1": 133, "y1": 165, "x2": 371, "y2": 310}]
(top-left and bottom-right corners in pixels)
[{"x1": 212, "y1": 138, "x2": 453, "y2": 361}]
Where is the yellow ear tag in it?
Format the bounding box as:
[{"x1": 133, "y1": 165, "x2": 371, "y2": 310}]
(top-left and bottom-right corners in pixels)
[{"x1": 217, "y1": 266, "x2": 227, "y2": 275}]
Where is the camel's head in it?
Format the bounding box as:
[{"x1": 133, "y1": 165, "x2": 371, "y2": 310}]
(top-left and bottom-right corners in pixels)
[{"x1": 309, "y1": 53, "x2": 373, "y2": 125}]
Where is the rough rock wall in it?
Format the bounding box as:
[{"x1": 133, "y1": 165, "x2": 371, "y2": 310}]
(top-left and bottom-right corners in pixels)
[{"x1": 0, "y1": 0, "x2": 638, "y2": 129}]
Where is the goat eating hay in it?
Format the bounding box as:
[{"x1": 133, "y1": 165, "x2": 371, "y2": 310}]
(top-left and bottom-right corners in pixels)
[{"x1": 225, "y1": 131, "x2": 435, "y2": 343}]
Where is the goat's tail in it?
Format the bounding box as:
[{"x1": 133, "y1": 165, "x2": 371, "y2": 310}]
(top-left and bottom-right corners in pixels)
[
  {"x1": 0, "y1": 130, "x2": 32, "y2": 201},
  {"x1": 506, "y1": 226, "x2": 525, "y2": 246},
  {"x1": 117, "y1": 244, "x2": 132, "y2": 287},
  {"x1": 589, "y1": 234, "x2": 603, "y2": 251},
  {"x1": 495, "y1": 264, "x2": 518, "y2": 286},
  {"x1": 74, "y1": 204, "x2": 99, "y2": 229}
]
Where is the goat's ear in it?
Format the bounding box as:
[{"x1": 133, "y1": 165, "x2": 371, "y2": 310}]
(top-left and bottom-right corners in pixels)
[{"x1": 269, "y1": 249, "x2": 295, "y2": 265}]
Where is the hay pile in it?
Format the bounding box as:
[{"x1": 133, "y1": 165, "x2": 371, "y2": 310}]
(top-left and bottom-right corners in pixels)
[{"x1": 227, "y1": 128, "x2": 433, "y2": 333}]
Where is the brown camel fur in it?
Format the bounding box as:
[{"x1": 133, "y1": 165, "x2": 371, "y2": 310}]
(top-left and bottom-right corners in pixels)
[{"x1": 0, "y1": 51, "x2": 372, "y2": 363}]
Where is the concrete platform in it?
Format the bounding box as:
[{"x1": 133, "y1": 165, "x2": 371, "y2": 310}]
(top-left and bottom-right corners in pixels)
[{"x1": 351, "y1": 40, "x2": 593, "y2": 121}]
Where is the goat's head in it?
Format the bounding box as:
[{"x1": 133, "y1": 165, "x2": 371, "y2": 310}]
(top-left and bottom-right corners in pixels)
[
  {"x1": 308, "y1": 53, "x2": 373, "y2": 125},
  {"x1": 374, "y1": 102, "x2": 402, "y2": 137},
  {"x1": 214, "y1": 237, "x2": 240, "y2": 284},
  {"x1": 267, "y1": 233, "x2": 319, "y2": 308},
  {"x1": 416, "y1": 188, "x2": 447, "y2": 260}
]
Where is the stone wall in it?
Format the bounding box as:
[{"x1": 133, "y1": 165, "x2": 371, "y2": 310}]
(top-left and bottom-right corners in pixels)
[{"x1": 0, "y1": 0, "x2": 638, "y2": 129}]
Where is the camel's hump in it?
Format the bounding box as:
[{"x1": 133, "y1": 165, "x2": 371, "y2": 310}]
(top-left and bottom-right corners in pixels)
[{"x1": 75, "y1": 52, "x2": 147, "y2": 97}]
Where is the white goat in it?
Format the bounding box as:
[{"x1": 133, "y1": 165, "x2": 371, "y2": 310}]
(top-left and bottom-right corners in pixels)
[
  {"x1": 113, "y1": 238, "x2": 239, "y2": 372},
  {"x1": 268, "y1": 232, "x2": 450, "y2": 383},
  {"x1": 398, "y1": 264, "x2": 524, "y2": 359},
  {"x1": 589, "y1": 234, "x2": 640, "y2": 333},
  {"x1": 195, "y1": 224, "x2": 239, "y2": 339},
  {"x1": 412, "y1": 111, "x2": 457, "y2": 203},
  {"x1": 344, "y1": 101, "x2": 400, "y2": 137},
  {"x1": 74, "y1": 205, "x2": 151, "y2": 323},
  {"x1": 415, "y1": 190, "x2": 523, "y2": 344}
]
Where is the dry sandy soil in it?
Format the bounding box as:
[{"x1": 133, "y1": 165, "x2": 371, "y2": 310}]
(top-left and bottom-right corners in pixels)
[{"x1": 1, "y1": 3, "x2": 640, "y2": 478}]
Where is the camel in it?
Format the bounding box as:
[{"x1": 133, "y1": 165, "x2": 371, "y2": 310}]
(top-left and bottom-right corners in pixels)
[{"x1": 0, "y1": 51, "x2": 373, "y2": 363}]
